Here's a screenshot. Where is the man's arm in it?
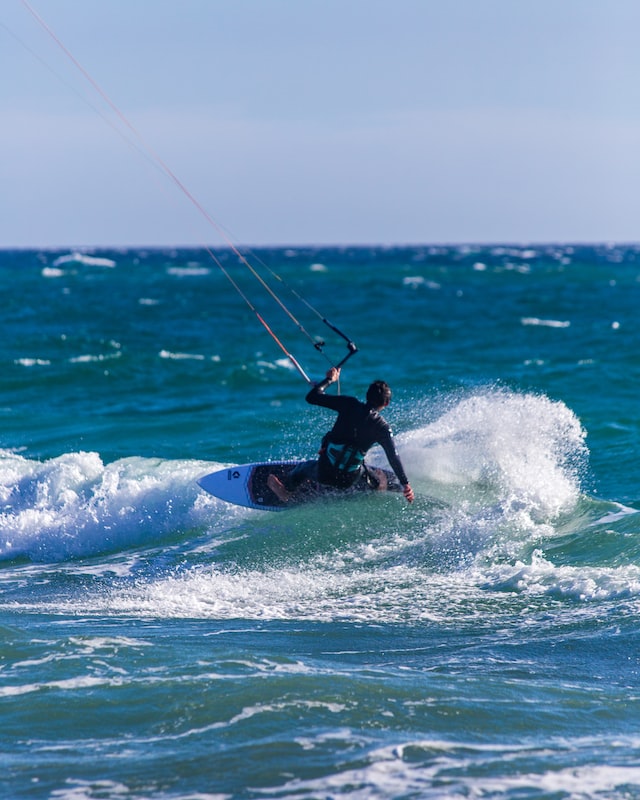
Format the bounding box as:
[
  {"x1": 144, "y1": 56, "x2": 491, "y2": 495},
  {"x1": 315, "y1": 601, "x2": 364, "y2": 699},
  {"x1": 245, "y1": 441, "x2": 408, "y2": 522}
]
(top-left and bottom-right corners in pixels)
[
  {"x1": 379, "y1": 432, "x2": 414, "y2": 504},
  {"x1": 306, "y1": 366, "x2": 341, "y2": 408}
]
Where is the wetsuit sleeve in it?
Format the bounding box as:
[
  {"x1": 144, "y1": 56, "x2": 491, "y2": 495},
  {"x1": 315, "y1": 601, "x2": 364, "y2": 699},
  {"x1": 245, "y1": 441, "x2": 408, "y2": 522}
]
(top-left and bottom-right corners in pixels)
[
  {"x1": 306, "y1": 381, "x2": 345, "y2": 411},
  {"x1": 378, "y1": 429, "x2": 409, "y2": 486}
]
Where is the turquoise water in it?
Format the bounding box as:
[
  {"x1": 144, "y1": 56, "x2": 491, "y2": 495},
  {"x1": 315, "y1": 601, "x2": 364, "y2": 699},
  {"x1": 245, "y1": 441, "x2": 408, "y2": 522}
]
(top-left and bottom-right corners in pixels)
[{"x1": 2, "y1": 244, "x2": 640, "y2": 799}]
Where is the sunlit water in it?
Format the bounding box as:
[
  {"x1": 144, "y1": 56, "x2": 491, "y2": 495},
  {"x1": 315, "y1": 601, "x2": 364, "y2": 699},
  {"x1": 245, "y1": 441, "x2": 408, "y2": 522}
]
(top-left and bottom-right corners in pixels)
[{"x1": 2, "y1": 244, "x2": 640, "y2": 799}]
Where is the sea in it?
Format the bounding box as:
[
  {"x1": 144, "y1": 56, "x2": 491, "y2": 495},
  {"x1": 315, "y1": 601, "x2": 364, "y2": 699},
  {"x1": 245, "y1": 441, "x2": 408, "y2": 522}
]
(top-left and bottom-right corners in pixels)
[{"x1": 2, "y1": 243, "x2": 640, "y2": 799}]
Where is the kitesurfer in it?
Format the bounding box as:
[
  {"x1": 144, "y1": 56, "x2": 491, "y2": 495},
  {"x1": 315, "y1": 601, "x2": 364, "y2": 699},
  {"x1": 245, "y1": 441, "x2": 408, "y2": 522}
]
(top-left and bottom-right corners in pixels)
[{"x1": 268, "y1": 367, "x2": 414, "y2": 503}]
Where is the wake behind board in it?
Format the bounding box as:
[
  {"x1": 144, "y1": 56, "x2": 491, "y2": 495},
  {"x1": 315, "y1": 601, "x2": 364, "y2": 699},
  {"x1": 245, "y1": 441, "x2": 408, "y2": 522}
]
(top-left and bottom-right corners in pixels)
[{"x1": 197, "y1": 460, "x2": 401, "y2": 512}]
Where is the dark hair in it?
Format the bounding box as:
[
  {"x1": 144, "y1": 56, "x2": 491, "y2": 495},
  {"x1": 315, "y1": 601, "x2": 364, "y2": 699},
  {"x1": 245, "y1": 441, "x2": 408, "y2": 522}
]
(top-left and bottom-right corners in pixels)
[{"x1": 366, "y1": 380, "x2": 391, "y2": 408}]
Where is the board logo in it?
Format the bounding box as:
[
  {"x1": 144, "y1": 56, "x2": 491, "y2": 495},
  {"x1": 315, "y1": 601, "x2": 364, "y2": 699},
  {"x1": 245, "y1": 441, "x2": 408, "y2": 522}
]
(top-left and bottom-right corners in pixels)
[{"x1": 227, "y1": 469, "x2": 241, "y2": 480}]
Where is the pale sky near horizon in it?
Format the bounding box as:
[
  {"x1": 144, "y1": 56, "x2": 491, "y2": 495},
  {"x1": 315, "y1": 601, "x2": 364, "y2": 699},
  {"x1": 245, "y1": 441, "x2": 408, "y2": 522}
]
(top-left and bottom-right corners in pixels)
[{"x1": 2, "y1": 0, "x2": 640, "y2": 248}]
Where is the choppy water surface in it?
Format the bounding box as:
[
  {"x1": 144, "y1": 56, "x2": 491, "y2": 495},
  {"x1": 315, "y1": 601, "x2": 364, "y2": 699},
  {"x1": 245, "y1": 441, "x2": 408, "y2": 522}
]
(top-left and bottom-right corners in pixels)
[{"x1": 2, "y1": 245, "x2": 640, "y2": 799}]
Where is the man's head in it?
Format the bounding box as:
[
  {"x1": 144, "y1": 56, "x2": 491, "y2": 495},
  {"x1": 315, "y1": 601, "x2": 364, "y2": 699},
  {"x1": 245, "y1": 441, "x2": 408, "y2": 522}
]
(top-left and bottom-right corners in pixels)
[{"x1": 366, "y1": 380, "x2": 392, "y2": 409}]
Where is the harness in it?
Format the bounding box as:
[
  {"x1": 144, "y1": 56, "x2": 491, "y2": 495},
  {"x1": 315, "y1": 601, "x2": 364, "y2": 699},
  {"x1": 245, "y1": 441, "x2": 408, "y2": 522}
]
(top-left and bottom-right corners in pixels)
[
  {"x1": 324, "y1": 441, "x2": 366, "y2": 473},
  {"x1": 321, "y1": 405, "x2": 375, "y2": 479}
]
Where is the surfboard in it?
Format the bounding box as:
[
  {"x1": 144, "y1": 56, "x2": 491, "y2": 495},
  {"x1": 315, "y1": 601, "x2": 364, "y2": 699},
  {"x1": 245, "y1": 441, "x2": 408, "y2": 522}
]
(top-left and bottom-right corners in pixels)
[{"x1": 197, "y1": 460, "x2": 401, "y2": 511}]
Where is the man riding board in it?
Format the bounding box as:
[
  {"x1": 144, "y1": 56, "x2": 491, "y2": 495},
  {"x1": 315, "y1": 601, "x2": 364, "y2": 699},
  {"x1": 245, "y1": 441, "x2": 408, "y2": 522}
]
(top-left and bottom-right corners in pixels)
[{"x1": 268, "y1": 367, "x2": 414, "y2": 504}]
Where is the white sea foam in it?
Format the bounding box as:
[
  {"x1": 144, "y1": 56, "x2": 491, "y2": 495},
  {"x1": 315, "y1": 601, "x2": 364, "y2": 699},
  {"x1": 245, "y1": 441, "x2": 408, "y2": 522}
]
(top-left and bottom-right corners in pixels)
[
  {"x1": 159, "y1": 350, "x2": 206, "y2": 361},
  {"x1": 52, "y1": 253, "x2": 116, "y2": 268},
  {"x1": 166, "y1": 266, "x2": 210, "y2": 277},
  {"x1": 0, "y1": 389, "x2": 592, "y2": 618},
  {"x1": 69, "y1": 352, "x2": 122, "y2": 364},
  {"x1": 0, "y1": 390, "x2": 617, "y2": 630},
  {"x1": 270, "y1": 738, "x2": 640, "y2": 800},
  {"x1": 41, "y1": 266, "x2": 65, "y2": 278},
  {"x1": 14, "y1": 358, "x2": 51, "y2": 367},
  {"x1": 0, "y1": 450, "x2": 223, "y2": 562},
  {"x1": 521, "y1": 317, "x2": 571, "y2": 328},
  {"x1": 82, "y1": 560, "x2": 456, "y2": 623},
  {"x1": 402, "y1": 276, "x2": 441, "y2": 289},
  {"x1": 0, "y1": 675, "x2": 116, "y2": 698},
  {"x1": 275, "y1": 357, "x2": 297, "y2": 371},
  {"x1": 394, "y1": 389, "x2": 586, "y2": 523},
  {"x1": 482, "y1": 549, "x2": 640, "y2": 601}
]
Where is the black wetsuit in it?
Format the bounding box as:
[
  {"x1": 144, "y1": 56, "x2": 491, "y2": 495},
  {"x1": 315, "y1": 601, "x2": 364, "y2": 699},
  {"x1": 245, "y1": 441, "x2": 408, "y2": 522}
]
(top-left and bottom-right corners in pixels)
[{"x1": 303, "y1": 379, "x2": 409, "y2": 490}]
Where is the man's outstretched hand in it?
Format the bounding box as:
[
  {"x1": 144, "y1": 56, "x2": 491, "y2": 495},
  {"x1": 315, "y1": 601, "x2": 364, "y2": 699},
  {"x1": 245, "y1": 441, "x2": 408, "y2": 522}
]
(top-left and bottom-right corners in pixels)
[{"x1": 403, "y1": 484, "x2": 414, "y2": 503}]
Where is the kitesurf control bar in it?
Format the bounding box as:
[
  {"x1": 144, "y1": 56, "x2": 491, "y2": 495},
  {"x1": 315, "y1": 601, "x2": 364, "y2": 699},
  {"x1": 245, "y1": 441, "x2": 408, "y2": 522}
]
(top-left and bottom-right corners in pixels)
[
  {"x1": 336, "y1": 340, "x2": 358, "y2": 368},
  {"x1": 317, "y1": 317, "x2": 358, "y2": 370}
]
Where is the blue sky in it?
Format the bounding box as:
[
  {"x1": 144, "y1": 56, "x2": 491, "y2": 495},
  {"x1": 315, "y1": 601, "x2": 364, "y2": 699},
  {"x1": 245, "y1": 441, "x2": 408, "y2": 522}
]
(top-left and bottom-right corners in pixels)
[{"x1": 2, "y1": 0, "x2": 640, "y2": 248}]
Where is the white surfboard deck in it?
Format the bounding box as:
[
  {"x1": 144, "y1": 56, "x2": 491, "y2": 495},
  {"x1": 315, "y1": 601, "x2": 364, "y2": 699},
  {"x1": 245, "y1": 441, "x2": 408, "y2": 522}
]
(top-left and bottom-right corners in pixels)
[
  {"x1": 197, "y1": 461, "x2": 300, "y2": 512},
  {"x1": 197, "y1": 460, "x2": 401, "y2": 512}
]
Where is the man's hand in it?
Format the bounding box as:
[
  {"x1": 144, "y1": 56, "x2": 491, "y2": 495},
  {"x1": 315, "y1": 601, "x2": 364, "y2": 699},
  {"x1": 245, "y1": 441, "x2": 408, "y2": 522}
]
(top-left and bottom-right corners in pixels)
[
  {"x1": 326, "y1": 366, "x2": 341, "y2": 383},
  {"x1": 403, "y1": 483, "x2": 414, "y2": 503}
]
